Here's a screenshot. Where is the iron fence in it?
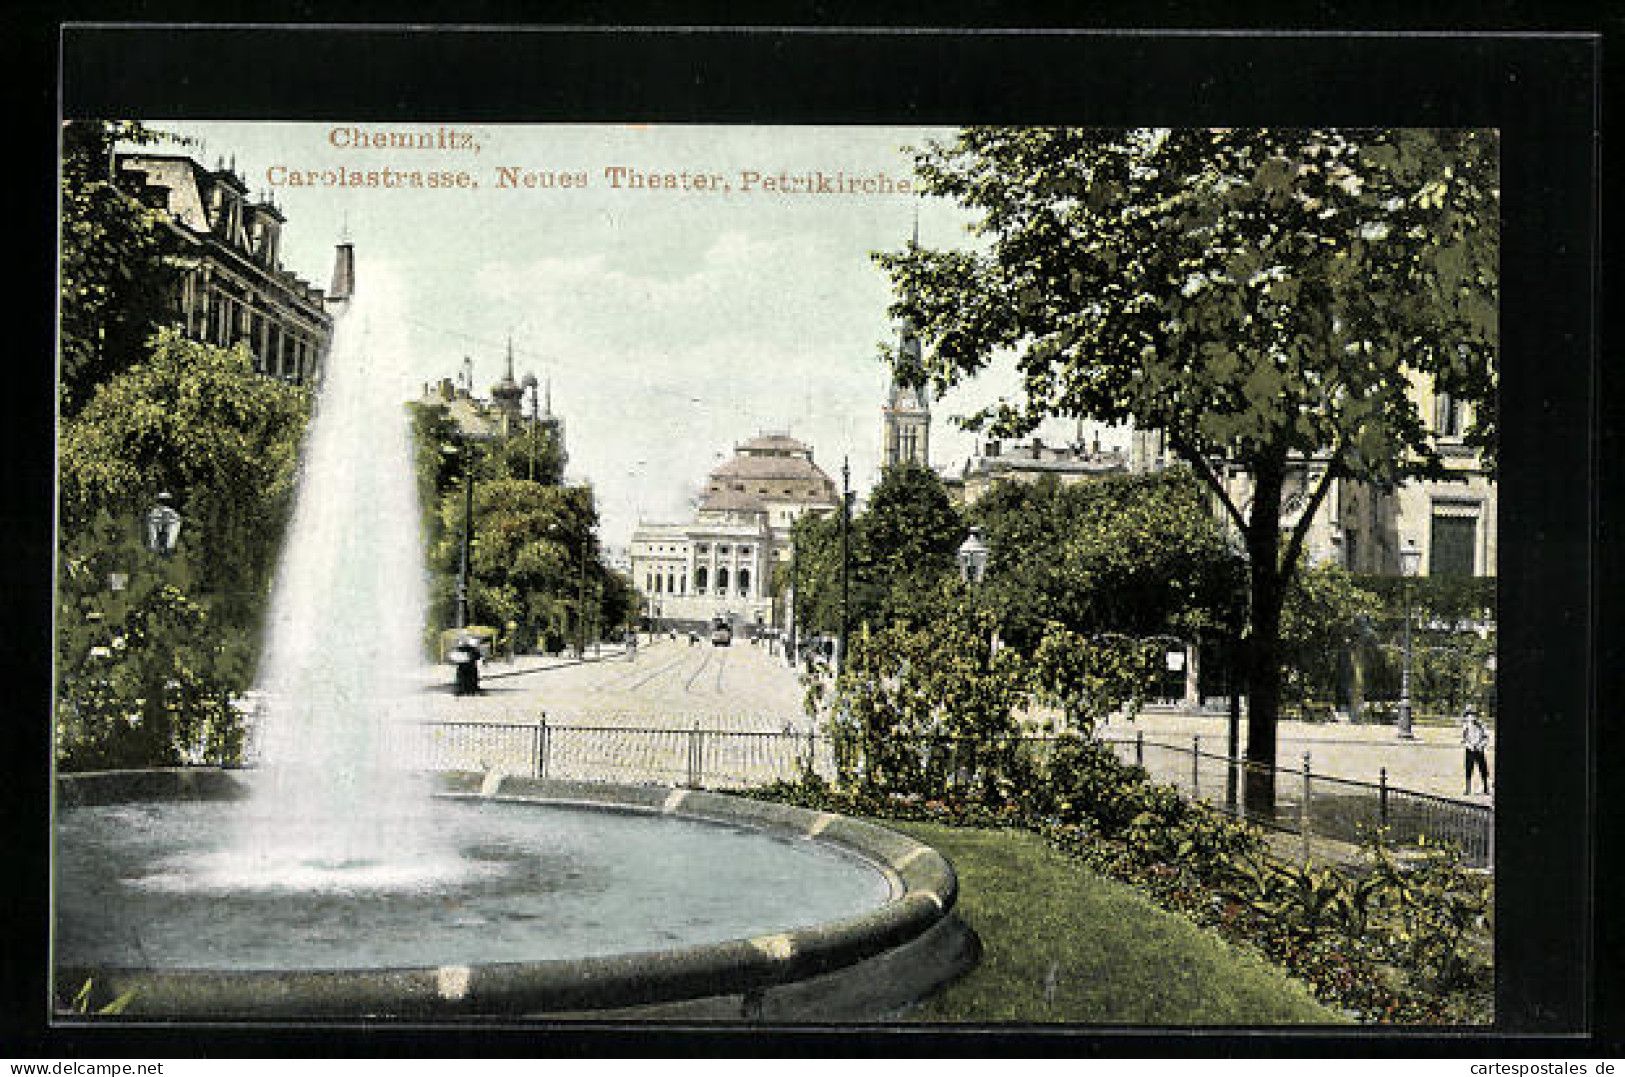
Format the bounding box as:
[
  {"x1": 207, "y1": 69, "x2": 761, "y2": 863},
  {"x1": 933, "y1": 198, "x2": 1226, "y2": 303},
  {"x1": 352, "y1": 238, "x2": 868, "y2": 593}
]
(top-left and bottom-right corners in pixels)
[
  {"x1": 388, "y1": 719, "x2": 1491, "y2": 868},
  {"x1": 1096, "y1": 730, "x2": 1492, "y2": 868}
]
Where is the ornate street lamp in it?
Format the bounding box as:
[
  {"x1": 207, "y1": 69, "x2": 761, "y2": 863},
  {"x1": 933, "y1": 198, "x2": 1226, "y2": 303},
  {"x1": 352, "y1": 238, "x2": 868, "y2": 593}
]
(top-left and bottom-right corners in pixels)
[
  {"x1": 1397, "y1": 537, "x2": 1422, "y2": 740},
  {"x1": 145, "y1": 492, "x2": 182, "y2": 557},
  {"x1": 957, "y1": 527, "x2": 990, "y2": 586}
]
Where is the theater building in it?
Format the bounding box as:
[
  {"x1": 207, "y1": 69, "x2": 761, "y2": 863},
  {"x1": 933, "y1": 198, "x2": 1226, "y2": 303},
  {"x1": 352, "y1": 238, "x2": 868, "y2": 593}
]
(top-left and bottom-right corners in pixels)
[{"x1": 630, "y1": 434, "x2": 840, "y2": 633}]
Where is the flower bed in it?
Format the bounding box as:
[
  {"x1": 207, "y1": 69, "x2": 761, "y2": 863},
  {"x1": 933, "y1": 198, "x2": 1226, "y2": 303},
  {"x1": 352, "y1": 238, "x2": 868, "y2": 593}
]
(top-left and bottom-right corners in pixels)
[{"x1": 743, "y1": 733, "x2": 1492, "y2": 1025}]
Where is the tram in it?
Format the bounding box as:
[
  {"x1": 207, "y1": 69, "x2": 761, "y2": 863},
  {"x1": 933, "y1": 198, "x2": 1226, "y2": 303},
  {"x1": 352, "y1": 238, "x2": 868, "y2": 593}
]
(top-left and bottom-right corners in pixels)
[{"x1": 709, "y1": 616, "x2": 733, "y2": 647}]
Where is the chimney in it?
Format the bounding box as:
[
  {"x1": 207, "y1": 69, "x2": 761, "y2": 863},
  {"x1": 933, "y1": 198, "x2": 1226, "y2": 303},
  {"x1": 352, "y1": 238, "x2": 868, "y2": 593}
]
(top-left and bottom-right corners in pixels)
[{"x1": 328, "y1": 242, "x2": 355, "y2": 302}]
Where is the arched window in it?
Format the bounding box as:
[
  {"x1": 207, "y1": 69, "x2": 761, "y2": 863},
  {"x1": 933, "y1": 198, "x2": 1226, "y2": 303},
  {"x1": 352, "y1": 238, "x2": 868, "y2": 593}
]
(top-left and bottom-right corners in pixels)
[
  {"x1": 718, "y1": 567, "x2": 730, "y2": 593},
  {"x1": 654, "y1": 574, "x2": 663, "y2": 594},
  {"x1": 695, "y1": 566, "x2": 708, "y2": 593},
  {"x1": 738, "y1": 568, "x2": 751, "y2": 596}
]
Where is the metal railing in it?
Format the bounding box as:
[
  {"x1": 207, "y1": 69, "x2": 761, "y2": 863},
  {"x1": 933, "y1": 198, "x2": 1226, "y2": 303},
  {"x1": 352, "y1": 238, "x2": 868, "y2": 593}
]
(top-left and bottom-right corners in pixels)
[
  {"x1": 386, "y1": 719, "x2": 1492, "y2": 868},
  {"x1": 396, "y1": 719, "x2": 832, "y2": 790},
  {"x1": 1095, "y1": 730, "x2": 1493, "y2": 868}
]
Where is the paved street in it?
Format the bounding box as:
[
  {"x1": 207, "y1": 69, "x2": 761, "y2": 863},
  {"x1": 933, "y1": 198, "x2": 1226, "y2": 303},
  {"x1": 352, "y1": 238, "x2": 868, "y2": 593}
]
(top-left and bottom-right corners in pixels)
[
  {"x1": 421, "y1": 634, "x2": 809, "y2": 731},
  {"x1": 399, "y1": 635, "x2": 817, "y2": 786},
  {"x1": 396, "y1": 637, "x2": 1488, "y2": 803}
]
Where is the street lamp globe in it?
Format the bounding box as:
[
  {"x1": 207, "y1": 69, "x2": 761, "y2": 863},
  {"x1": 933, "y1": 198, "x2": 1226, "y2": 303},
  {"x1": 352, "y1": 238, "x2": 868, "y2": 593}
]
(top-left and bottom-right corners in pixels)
[
  {"x1": 145, "y1": 492, "x2": 182, "y2": 557},
  {"x1": 957, "y1": 527, "x2": 990, "y2": 586},
  {"x1": 1400, "y1": 538, "x2": 1423, "y2": 580}
]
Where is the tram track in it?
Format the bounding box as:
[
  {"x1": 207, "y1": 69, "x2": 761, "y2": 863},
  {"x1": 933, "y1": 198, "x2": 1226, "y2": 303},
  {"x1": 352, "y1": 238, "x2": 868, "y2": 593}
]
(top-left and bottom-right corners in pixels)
[
  {"x1": 683, "y1": 646, "x2": 715, "y2": 693},
  {"x1": 613, "y1": 648, "x2": 692, "y2": 694}
]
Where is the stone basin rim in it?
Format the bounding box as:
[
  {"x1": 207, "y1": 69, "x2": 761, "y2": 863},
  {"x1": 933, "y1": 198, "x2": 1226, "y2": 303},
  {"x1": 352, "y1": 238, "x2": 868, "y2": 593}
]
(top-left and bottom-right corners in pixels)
[{"x1": 55, "y1": 768, "x2": 963, "y2": 1018}]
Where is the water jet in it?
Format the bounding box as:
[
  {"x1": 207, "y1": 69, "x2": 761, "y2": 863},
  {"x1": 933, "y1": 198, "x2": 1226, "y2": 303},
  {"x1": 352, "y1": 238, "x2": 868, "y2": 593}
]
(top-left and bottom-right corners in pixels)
[{"x1": 54, "y1": 249, "x2": 976, "y2": 1020}]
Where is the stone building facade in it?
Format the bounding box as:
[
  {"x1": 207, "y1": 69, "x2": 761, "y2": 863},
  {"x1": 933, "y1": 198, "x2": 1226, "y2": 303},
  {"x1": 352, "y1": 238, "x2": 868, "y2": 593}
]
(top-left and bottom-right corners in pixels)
[
  {"x1": 630, "y1": 434, "x2": 840, "y2": 632},
  {"x1": 952, "y1": 432, "x2": 1132, "y2": 505},
  {"x1": 115, "y1": 153, "x2": 333, "y2": 383},
  {"x1": 1171, "y1": 377, "x2": 1498, "y2": 580}
]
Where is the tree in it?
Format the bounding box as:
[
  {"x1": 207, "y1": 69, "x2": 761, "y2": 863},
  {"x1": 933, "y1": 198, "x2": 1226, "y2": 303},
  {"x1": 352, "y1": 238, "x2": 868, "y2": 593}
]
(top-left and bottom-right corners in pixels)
[
  {"x1": 408, "y1": 401, "x2": 468, "y2": 546},
  {"x1": 1279, "y1": 561, "x2": 1384, "y2": 710},
  {"x1": 856, "y1": 461, "x2": 966, "y2": 627},
  {"x1": 778, "y1": 464, "x2": 964, "y2": 643},
  {"x1": 428, "y1": 477, "x2": 627, "y2": 653},
  {"x1": 56, "y1": 513, "x2": 249, "y2": 770},
  {"x1": 58, "y1": 329, "x2": 312, "y2": 636},
  {"x1": 970, "y1": 471, "x2": 1245, "y2": 655},
  {"x1": 490, "y1": 420, "x2": 566, "y2": 487},
  {"x1": 780, "y1": 509, "x2": 845, "y2": 640},
  {"x1": 879, "y1": 127, "x2": 1497, "y2": 803},
  {"x1": 1030, "y1": 622, "x2": 1164, "y2": 736},
  {"x1": 828, "y1": 583, "x2": 1030, "y2": 798},
  {"x1": 59, "y1": 121, "x2": 185, "y2": 418}
]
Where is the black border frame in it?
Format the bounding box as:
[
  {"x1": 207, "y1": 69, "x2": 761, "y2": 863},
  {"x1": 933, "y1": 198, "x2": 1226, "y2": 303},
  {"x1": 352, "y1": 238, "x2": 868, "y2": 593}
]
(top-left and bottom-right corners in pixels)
[{"x1": 9, "y1": 21, "x2": 1603, "y2": 1057}]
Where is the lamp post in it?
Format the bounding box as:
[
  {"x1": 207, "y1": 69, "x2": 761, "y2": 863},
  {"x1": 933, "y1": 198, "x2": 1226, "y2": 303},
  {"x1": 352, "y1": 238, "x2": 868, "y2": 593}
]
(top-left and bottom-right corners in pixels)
[
  {"x1": 447, "y1": 443, "x2": 475, "y2": 630},
  {"x1": 523, "y1": 374, "x2": 540, "y2": 482},
  {"x1": 576, "y1": 535, "x2": 589, "y2": 659},
  {"x1": 145, "y1": 492, "x2": 182, "y2": 557},
  {"x1": 788, "y1": 525, "x2": 800, "y2": 667},
  {"x1": 459, "y1": 474, "x2": 475, "y2": 630},
  {"x1": 838, "y1": 456, "x2": 850, "y2": 674},
  {"x1": 1397, "y1": 537, "x2": 1422, "y2": 740}
]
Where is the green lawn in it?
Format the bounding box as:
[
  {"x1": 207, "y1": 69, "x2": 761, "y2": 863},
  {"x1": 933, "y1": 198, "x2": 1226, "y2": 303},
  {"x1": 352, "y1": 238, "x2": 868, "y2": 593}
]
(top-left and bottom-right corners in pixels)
[{"x1": 887, "y1": 820, "x2": 1348, "y2": 1026}]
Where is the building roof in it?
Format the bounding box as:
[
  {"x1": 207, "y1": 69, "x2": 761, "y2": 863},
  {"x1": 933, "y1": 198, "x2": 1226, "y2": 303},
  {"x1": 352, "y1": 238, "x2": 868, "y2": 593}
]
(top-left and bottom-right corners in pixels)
[
  {"x1": 710, "y1": 453, "x2": 834, "y2": 484},
  {"x1": 116, "y1": 152, "x2": 330, "y2": 314},
  {"x1": 696, "y1": 434, "x2": 839, "y2": 516},
  {"x1": 737, "y1": 433, "x2": 812, "y2": 455}
]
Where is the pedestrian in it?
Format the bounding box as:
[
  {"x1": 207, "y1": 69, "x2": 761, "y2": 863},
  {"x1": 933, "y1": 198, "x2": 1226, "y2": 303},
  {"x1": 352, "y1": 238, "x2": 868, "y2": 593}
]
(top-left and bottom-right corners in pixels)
[{"x1": 1462, "y1": 705, "x2": 1490, "y2": 795}]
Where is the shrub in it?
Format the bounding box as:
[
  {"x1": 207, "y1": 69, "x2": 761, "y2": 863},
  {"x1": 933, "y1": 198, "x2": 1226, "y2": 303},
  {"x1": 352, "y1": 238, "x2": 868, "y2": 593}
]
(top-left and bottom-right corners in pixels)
[
  {"x1": 1042, "y1": 732, "x2": 1178, "y2": 835},
  {"x1": 1362, "y1": 835, "x2": 1493, "y2": 991}
]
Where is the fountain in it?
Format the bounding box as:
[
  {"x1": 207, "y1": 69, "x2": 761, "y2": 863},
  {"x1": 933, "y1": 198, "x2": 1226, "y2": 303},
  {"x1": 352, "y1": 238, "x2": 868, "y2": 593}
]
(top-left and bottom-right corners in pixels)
[{"x1": 53, "y1": 248, "x2": 977, "y2": 1020}]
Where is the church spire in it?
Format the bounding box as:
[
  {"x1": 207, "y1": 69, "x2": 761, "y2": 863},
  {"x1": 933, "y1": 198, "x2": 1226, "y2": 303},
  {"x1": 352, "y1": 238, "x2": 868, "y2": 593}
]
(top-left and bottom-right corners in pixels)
[
  {"x1": 881, "y1": 219, "x2": 932, "y2": 471},
  {"x1": 491, "y1": 335, "x2": 523, "y2": 419},
  {"x1": 892, "y1": 215, "x2": 925, "y2": 409}
]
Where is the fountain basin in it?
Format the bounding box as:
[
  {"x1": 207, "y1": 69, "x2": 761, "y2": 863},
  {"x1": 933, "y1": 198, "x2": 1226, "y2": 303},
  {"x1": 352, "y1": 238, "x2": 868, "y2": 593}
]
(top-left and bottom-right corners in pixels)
[{"x1": 55, "y1": 770, "x2": 978, "y2": 1020}]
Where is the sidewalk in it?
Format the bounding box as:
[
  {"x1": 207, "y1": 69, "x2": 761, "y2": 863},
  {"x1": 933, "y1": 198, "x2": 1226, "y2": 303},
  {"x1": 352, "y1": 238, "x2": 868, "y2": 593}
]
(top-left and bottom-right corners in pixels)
[{"x1": 1099, "y1": 706, "x2": 1494, "y2": 802}]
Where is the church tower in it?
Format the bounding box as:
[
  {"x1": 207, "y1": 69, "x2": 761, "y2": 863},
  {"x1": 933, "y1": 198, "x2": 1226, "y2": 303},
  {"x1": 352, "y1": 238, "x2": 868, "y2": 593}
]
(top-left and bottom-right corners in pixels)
[
  {"x1": 533, "y1": 373, "x2": 568, "y2": 473},
  {"x1": 490, "y1": 335, "x2": 525, "y2": 434},
  {"x1": 881, "y1": 224, "x2": 931, "y2": 470}
]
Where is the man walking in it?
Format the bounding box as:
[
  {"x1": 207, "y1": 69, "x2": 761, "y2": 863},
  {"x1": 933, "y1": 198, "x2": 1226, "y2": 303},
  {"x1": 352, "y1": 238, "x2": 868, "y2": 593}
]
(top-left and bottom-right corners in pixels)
[{"x1": 1462, "y1": 706, "x2": 1491, "y2": 795}]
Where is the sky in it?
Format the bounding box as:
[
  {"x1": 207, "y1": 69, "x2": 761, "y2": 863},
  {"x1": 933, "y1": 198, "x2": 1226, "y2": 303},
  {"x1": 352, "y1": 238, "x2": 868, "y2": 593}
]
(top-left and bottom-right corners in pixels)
[{"x1": 142, "y1": 122, "x2": 1130, "y2": 548}]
